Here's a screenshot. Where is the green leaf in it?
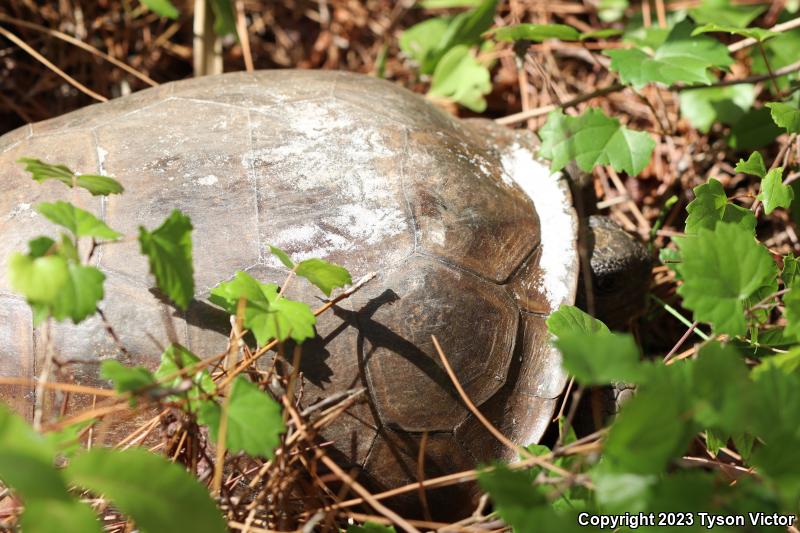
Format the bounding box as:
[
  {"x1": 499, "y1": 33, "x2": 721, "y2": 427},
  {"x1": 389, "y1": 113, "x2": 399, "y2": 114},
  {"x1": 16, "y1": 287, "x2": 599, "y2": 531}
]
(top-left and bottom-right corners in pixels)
[
  {"x1": 605, "y1": 20, "x2": 732, "y2": 88},
  {"x1": 22, "y1": 500, "x2": 103, "y2": 533},
  {"x1": 17, "y1": 157, "x2": 124, "y2": 196},
  {"x1": 8, "y1": 252, "x2": 69, "y2": 304},
  {"x1": 477, "y1": 465, "x2": 583, "y2": 532},
  {"x1": 209, "y1": 0, "x2": 237, "y2": 37},
  {"x1": 45, "y1": 421, "x2": 93, "y2": 458},
  {"x1": 0, "y1": 405, "x2": 103, "y2": 533},
  {"x1": 757, "y1": 167, "x2": 793, "y2": 214},
  {"x1": 783, "y1": 253, "x2": 800, "y2": 288},
  {"x1": 539, "y1": 108, "x2": 655, "y2": 175},
  {"x1": 199, "y1": 376, "x2": 285, "y2": 458},
  {"x1": 705, "y1": 428, "x2": 727, "y2": 455},
  {"x1": 50, "y1": 264, "x2": 106, "y2": 323},
  {"x1": 728, "y1": 107, "x2": 783, "y2": 150},
  {"x1": 487, "y1": 23, "x2": 581, "y2": 42},
  {"x1": 66, "y1": 448, "x2": 227, "y2": 533},
  {"x1": 210, "y1": 271, "x2": 316, "y2": 344},
  {"x1": 9, "y1": 236, "x2": 104, "y2": 324},
  {"x1": 678, "y1": 84, "x2": 755, "y2": 133},
  {"x1": 346, "y1": 523, "x2": 397, "y2": 533},
  {"x1": 766, "y1": 102, "x2": 800, "y2": 133},
  {"x1": 753, "y1": 346, "x2": 800, "y2": 376},
  {"x1": 420, "y1": 0, "x2": 482, "y2": 6},
  {"x1": 138, "y1": 210, "x2": 194, "y2": 311},
  {"x1": 28, "y1": 236, "x2": 57, "y2": 257},
  {"x1": 598, "y1": 0, "x2": 629, "y2": 22},
  {"x1": 783, "y1": 289, "x2": 800, "y2": 340},
  {"x1": 295, "y1": 258, "x2": 352, "y2": 296},
  {"x1": 604, "y1": 363, "x2": 695, "y2": 473},
  {"x1": 751, "y1": 20, "x2": 800, "y2": 94},
  {"x1": 555, "y1": 331, "x2": 643, "y2": 385},
  {"x1": 434, "y1": 0, "x2": 498, "y2": 64},
  {"x1": 428, "y1": 45, "x2": 491, "y2": 112},
  {"x1": 690, "y1": 342, "x2": 751, "y2": 432},
  {"x1": 692, "y1": 23, "x2": 778, "y2": 42},
  {"x1": 580, "y1": 28, "x2": 623, "y2": 40},
  {"x1": 546, "y1": 304, "x2": 610, "y2": 338},
  {"x1": 269, "y1": 245, "x2": 294, "y2": 269},
  {"x1": 689, "y1": 0, "x2": 766, "y2": 27},
  {"x1": 399, "y1": 17, "x2": 451, "y2": 68},
  {"x1": 155, "y1": 344, "x2": 215, "y2": 411},
  {"x1": 36, "y1": 201, "x2": 121, "y2": 240},
  {"x1": 593, "y1": 469, "x2": 656, "y2": 513},
  {"x1": 140, "y1": 0, "x2": 179, "y2": 19},
  {"x1": 402, "y1": 0, "x2": 497, "y2": 75},
  {"x1": 100, "y1": 360, "x2": 156, "y2": 395},
  {"x1": 734, "y1": 151, "x2": 767, "y2": 177},
  {"x1": 684, "y1": 178, "x2": 756, "y2": 234},
  {"x1": 675, "y1": 222, "x2": 777, "y2": 336}
]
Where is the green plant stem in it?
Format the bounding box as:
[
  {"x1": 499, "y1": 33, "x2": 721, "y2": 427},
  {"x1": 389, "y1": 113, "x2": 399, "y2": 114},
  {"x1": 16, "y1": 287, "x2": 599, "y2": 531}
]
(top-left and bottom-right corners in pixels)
[
  {"x1": 757, "y1": 42, "x2": 782, "y2": 97},
  {"x1": 650, "y1": 294, "x2": 710, "y2": 341}
]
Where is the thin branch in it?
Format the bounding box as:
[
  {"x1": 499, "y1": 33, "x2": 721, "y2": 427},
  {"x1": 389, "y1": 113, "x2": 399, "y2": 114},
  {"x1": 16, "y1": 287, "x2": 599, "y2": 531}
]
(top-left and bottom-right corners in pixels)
[
  {"x1": 0, "y1": 14, "x2": 157, "y2": 87},
  {"x1": 728, "y1": 15, "x2": 800, "y2": 53},
  {"x1": 0, "y1": 24, "x2": 108, "y2": 102},
  {"x1": 497, "y1": 59, "x2": 800, "y2": 125}
]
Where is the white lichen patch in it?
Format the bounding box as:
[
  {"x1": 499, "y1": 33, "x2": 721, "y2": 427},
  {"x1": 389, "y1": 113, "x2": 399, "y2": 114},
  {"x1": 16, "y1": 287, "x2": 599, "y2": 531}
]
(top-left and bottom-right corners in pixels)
[
  {"x1": 501, "y1": 143, "x2": 578, "y2": 311},
  {"x1": 249, "y1": 99, "x2": 411, "y2": 267},
  {"x1": 96, "y1": 146, "x2": 109, "y2": 175},
  {"x1": 197, "y1": 174, "x2": 219, "y2": 186},
  {"x1": 7, "y1": 202, "x2": 35, "y2": 220}
]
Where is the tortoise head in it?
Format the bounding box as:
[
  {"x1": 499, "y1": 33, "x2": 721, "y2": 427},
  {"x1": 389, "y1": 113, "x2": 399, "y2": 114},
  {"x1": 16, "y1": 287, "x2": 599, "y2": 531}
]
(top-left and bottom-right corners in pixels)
[{"x1": 577, "y1": 215, "x2": 651, "y2": 329}]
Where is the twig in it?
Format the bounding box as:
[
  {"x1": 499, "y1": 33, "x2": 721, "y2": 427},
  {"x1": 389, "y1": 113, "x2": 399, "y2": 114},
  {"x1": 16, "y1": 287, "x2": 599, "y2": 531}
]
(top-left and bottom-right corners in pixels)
[
  {"x1": 663, "y1": 321, "x2": 699, "y2": 362},
  {"x1": 0, "y1": 24, "x2": 107, "y2": 102},
  {"x1": 430, "y1": 336, "x2": 573, "y2": 479},
  {"x1": 728, "y1": 15, "x2": 800, "y2": 53},
  {"x1": 284, "y1": 402, "x2": 421, "y2": 533},
  {"x1": 32, "y1": 320, "x2": 53, "y2": 431},
  {"x1": 235, "y1": 0, "x2": 254, "y2": 72},
  {"x1": 0, "y1": 14, "x2": 157, "y2": 86},
  {"x1": 0, "y1": 377, "x2": 116, "y2": 397},
  {"x1": 497, "y1": 59, "x2": 800, "y2": 125}
]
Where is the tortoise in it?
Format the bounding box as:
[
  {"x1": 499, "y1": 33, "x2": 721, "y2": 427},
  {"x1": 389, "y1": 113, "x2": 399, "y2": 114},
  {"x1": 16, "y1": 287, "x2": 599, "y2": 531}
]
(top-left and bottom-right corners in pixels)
[{"x1": 0, "y1": 70, "x2": 649, "y2": 514}]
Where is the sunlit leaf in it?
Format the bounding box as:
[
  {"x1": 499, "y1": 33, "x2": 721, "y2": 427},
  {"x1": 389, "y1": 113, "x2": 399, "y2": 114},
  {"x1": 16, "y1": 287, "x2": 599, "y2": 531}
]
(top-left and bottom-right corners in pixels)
[
  {"x1": 17, "y1": 158, "x2": 123, "y2": 196},
  {"x1": 689, "y1": 0, "x2": 766, "y2": 27},
  {"x1": 210, "y1": 271, "x2": 316, "y2": 344},
  {"x1": 199, "y1": 376, "x2": 285, "y2": 458},
  {"x1": 36, "y1": 201, "x2": 121, "y2": 240},
  {"x1": 757, "y1": 167, "x2": 793, "y2": 214},
  {"x1": 685, "y1": 178, "x2": 756, "y2": 234},
  {"x1": 605, "y1": 20, "x2": 732, "y2": 88},
  {"x1": 100, "y1": 360, "x2": 156, "y2": 396},
  {"x1": 546, "y1": 304, "x2": 610, "y2": 338},
  {"x1": 693, "y1": 23, "x2": 778, "y2": 42},
  {"x1": 140, "y1": 0, "x2": 179, "y2": 19},
  {"x1": 268, "y1": 244, "x2": 294, "y2": 269},
  {"x1": 428, "y1": 45, "x2": 491, "y2": 112},
  {"x1": 679, "y1": 84, "x2": 755, "y2": 133},
  {"x1": 675, "y1": 222, "x2": 777, "y2": 336},
  {"x1": 735, "y1": 151, "x2": 767, "y2": 177},
  {"x1": 487, "y1": 23, "x2": 580, "y2": 42},
  {"x1": 295, "y1": 258, "x2": 352, "y2": 296},
  {"x1": 766, "y1": 102, "x2": 800, "y2": 133},
  {"x1": 539, "y1": 108, "x2": 655, "y2": 175},
  {"x1": 138, "y1": 210, "x2": 194, "y2": 311}
]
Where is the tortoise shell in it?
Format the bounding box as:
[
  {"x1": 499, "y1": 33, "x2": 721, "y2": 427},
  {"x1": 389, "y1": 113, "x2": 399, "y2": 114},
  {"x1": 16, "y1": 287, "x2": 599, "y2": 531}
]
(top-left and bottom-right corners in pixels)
[{"x1": 0, "y1": 70, "x2": 578, "y2": 510}]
